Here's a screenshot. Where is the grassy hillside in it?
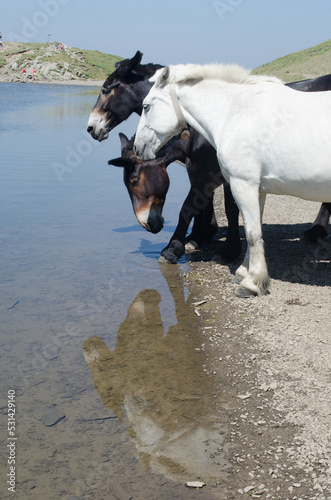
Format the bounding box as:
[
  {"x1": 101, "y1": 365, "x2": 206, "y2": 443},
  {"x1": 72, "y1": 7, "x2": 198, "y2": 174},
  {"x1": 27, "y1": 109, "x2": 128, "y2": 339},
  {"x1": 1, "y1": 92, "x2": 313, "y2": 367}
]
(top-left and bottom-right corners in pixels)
[
  {"x1": 253, "y1": 39, "x2": 331, "y2": 82},
  {"x1": 1, "y1": 39, "x2": 330, "y2": 84},
  {"x1": 0, "y1": 42, "x2": 123, "y2": 82}
]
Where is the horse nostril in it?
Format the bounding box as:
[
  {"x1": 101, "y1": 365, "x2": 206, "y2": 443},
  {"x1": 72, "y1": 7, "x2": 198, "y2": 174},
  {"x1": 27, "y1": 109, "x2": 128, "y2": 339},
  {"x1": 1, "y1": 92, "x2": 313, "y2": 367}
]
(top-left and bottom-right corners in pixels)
[
  {"x1": 87, "y1": 125, "x2": 94, "y2": 133},
  {"x1": 147, "y1": 216, "x2": 163, "y2": 234}
]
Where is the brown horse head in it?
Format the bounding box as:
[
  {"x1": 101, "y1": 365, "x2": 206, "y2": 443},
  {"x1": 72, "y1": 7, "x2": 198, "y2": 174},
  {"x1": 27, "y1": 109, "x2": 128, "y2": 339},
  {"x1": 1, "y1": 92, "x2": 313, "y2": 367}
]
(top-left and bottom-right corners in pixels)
[
  {"x1": 108, "y1": 133, "x2": 171, "y2": 233},
  {"x1": 87, "y1": 51, "x2": 163, "y2": 142}
]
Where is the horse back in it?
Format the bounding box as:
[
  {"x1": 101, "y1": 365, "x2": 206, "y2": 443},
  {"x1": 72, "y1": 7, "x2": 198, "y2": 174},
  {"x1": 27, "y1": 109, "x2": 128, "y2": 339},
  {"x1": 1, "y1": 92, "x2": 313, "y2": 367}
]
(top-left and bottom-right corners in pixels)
[{"x1": 287, "y1": 74, "x2": 331, "y2": 92}]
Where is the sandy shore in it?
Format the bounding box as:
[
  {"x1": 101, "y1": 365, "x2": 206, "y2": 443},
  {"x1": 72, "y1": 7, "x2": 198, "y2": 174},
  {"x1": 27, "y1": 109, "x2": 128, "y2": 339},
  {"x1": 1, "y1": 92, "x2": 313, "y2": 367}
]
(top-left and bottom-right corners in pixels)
[{"x1": 184, "y1": 188, "x2": 331, "y2": 499}]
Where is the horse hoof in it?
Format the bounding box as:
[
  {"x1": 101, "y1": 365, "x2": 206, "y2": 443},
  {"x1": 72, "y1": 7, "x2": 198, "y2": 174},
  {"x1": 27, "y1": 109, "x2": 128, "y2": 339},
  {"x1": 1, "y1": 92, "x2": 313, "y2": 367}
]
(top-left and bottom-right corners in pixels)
[
  {"x1": 235, "y1": 286, "x2": 257, "y2": 298},
  {"x1": 160, "y1": 248, "x2": 179, "y2": 264},
  {"x1": 161, "y1": 241, "x2": 185, "y2": 264}
]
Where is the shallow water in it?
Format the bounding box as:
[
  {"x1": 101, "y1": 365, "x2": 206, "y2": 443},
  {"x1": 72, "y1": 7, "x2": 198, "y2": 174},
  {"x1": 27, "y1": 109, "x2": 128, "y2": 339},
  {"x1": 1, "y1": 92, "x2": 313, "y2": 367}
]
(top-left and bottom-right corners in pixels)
[{"x1": 0, "y1": 83, "x2": 228, "y2": 499}]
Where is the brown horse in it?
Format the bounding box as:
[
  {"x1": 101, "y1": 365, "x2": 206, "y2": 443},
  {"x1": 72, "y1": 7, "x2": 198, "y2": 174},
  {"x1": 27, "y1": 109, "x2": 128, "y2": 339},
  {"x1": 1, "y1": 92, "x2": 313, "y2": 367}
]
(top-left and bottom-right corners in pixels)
[
  {"x1": 108, "y1": 133, "x2": 172, "y2": 233},
  {"x1": 108, "y1": 132, "x2": 219, "y2": 244}
]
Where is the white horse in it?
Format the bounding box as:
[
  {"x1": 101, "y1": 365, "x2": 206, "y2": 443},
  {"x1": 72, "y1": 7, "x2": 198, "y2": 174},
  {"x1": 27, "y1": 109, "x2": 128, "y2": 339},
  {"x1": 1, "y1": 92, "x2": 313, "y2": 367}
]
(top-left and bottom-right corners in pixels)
[{"x1": 134, "y1": 63, "x2": 331, "y2": 297}]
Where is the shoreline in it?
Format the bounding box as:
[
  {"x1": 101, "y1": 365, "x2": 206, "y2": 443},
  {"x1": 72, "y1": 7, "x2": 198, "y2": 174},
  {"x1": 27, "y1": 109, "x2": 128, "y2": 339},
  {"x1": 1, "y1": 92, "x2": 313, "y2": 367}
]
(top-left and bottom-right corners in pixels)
[{"x1": 0, "y1": 78, "x2": 104, "y2": 87}]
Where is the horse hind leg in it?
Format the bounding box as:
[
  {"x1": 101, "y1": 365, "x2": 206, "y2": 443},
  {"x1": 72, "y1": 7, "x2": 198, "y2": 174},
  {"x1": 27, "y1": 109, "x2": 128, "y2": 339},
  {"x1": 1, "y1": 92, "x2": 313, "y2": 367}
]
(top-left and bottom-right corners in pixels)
[{"x1": 230, "y1": 182, "x2": 269, "y2": 297}]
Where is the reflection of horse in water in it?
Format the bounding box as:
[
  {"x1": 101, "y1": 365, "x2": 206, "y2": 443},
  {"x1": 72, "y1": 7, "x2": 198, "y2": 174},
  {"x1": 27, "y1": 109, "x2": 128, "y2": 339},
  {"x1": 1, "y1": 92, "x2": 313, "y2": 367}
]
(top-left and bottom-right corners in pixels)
[{"x1": 83, "y1": 266, "x2": 229, "y2": 482}]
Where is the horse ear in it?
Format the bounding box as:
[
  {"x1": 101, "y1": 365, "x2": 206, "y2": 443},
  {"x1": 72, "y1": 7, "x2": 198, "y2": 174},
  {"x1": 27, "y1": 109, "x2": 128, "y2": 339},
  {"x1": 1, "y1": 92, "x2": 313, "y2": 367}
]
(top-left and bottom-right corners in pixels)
[
  {"x1": 159, "y1": 66, "x2": 170, "y2": 86},
  {"x1": 118, "y1": 51, "x2": 143, "y2": 75},
  {"x1": 115, "y1": 59, "x2": 127, "y2": 69},
  {"x1": 108, "y1": 157, "x2": 125, "y2": 167},
  {"x1": 118, "y1": 132, "x2": 135, "y2": 155},
  {"x1": 118, "y1": 132, "x2": 130, "y2": 147},
  {"x1": 108, "y1": 157, "x2": 136, "y2": 168}
]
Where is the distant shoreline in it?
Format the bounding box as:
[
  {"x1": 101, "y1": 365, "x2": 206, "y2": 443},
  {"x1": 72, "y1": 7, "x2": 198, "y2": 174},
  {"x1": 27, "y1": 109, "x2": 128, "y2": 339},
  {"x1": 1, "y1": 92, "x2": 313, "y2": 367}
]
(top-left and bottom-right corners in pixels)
[
  {"x1": 0, "y1": 78, "x2": 104, "y2": 87},
  {"x1": 37, "y1": 79, "x2": 104, "y2": 87}
]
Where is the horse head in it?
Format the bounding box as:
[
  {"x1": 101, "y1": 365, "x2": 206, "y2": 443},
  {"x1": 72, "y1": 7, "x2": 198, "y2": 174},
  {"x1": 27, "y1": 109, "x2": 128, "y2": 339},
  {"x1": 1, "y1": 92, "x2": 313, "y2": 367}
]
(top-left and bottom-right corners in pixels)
[
  {"x1": 87, "y1": 51, "x2": 163, "y2": 142},
  {"x1": 134, "y1": 67, "x2": 185, "y2": 160},
  {"x1": 108, "y1": 133, "x2": 172, "y2": 233}
]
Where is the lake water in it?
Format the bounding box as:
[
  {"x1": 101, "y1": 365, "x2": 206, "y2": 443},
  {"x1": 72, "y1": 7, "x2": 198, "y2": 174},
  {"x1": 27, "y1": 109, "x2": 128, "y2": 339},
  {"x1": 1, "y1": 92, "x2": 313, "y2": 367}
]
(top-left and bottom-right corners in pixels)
[{"x1": 0, "y1": 83, "x2": 228, "y2": 499}]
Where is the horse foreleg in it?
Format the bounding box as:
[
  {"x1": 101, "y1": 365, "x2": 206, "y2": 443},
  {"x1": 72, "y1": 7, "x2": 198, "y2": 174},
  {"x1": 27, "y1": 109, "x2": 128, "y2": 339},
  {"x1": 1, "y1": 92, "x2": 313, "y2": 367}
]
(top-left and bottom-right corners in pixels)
[
  {"x1": 303, "y1": 202, "x2": 331, "y2": 242},
  {"x1": 185, "y1": 192, "x2": 217, "y2": 249},
  {"x1": 230, "y1": 181, "x2": 269, "y2": 297},
  {"x1": 230, "y1": 192, "x2": 266, "y2": 282},
  {"x1": 160, "y1": 188, "x2": 199, "y2": 264}
]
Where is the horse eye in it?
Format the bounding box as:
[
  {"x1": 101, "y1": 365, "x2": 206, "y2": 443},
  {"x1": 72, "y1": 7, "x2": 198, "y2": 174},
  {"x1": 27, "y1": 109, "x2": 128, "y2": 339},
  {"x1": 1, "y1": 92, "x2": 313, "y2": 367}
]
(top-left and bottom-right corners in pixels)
[
  {"x1": 101, "y1": 82, "x2": 119, "y2": 95},
  {"x1": 143, "y1": 103, "x2": 150, "y2": 111},
  {"x1": 131, "y1": 177, "x2": 140, "y2": 186}
]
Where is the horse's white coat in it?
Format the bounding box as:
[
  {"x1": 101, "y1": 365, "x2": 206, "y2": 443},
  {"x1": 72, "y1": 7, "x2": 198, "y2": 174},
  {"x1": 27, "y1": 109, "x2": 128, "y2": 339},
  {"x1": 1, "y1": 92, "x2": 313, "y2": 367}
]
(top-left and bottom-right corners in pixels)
[{"x1": 134, "y1": 64, "x2": 331, "y2": 296}]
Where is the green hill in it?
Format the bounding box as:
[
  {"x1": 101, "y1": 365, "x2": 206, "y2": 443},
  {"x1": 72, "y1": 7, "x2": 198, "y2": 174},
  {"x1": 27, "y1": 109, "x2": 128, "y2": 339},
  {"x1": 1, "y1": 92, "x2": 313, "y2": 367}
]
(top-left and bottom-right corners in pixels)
[
  {"x1": 253, "y1": 39, "x2": 331, "y2": 82},
  {"x1": 1, "y1": 39, "x2": 330, "y2": 85},
  {"x1": 0, "y1": 42, "x2": 123, "y2": 83}
]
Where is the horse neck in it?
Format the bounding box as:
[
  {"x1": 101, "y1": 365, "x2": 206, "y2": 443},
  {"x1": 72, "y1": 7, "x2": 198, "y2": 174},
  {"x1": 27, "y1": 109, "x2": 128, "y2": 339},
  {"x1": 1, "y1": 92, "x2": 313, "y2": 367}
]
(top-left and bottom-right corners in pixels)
[
  {"x1": 157, "y1": 134, "x2": 189, "y2": 164},
  {"x1": 177, "y1": 81, "x2": 239, "y2": 148}
]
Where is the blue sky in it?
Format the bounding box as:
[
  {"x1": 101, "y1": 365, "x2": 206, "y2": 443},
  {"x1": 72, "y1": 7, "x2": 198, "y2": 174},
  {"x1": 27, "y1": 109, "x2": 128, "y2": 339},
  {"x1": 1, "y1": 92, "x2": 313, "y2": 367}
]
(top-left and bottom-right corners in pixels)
[{"x1": 2, "y1": 0, "x2": 330, "y2": 69}]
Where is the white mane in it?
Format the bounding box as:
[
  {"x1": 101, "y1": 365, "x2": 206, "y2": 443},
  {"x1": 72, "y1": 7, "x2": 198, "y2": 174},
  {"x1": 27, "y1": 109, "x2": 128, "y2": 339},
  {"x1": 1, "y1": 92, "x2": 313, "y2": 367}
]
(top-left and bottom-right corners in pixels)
[{"x1": 151, "y1": 63, "x2": 283, "y2": 87}]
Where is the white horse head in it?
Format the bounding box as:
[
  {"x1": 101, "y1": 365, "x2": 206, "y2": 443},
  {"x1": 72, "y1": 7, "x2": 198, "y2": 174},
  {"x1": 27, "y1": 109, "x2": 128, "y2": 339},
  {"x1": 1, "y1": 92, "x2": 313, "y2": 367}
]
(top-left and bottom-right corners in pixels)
[{"x1": 134, "y1": 67, "x2": 188, "y2": 159}]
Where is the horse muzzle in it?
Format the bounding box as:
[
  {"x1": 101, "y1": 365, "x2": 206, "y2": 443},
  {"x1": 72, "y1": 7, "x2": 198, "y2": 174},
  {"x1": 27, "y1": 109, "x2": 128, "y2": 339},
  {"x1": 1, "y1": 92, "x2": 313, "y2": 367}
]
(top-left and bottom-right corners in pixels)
[
  {"x1": 87, "y1": 113, "x2": 110, "y2": 142},
  {"x1": 133, "y1": 137, "x2": 157, "y2": 161},
  {"x1": 145, "y1": 215, "x2": 164, "y2": 234},
  {"x1": 136, "y1": 208, "x2": 164, "y2": 233}
]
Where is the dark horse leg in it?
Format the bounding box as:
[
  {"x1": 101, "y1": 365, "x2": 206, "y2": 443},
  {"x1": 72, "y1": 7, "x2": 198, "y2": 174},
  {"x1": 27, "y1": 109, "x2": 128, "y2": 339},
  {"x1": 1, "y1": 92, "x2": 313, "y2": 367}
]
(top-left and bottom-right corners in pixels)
[
  {"x1": 185, "y1": 194, "x2": 218, "y2": 248},
  {"x1": 303, "y1": 203, "x2": 331, "y2": 242},
  {"x1": 160, "y1": 184, "x2": 212, "y2": 263},
  {"x1": 183, "y1": 153, "x2": 218, "y2": 248},
  {"x1": 161, "y1": 181, "x2": 242, "y2": 264},
  {"x1": 171, "y1": 132, "x2": 241, "y2": 262},
  {"x1": 216, "y1": 182, "x2": 241, "y2": 262}
]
